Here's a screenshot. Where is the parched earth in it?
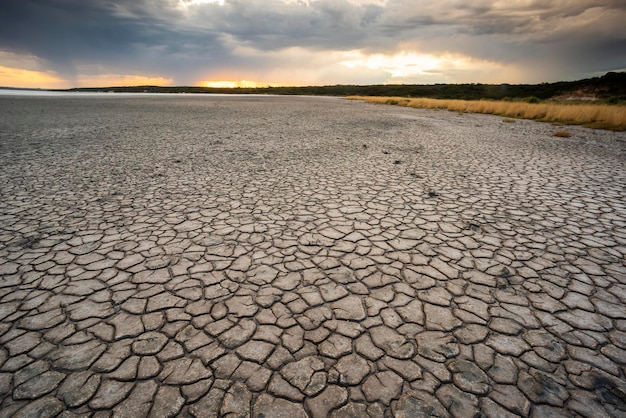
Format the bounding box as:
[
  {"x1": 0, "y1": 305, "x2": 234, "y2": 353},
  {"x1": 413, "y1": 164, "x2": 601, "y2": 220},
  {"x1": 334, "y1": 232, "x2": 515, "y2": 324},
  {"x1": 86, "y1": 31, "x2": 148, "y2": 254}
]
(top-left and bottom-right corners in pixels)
[{"x1": 0, "y1": 93, "x2": 625, "y2": 417}]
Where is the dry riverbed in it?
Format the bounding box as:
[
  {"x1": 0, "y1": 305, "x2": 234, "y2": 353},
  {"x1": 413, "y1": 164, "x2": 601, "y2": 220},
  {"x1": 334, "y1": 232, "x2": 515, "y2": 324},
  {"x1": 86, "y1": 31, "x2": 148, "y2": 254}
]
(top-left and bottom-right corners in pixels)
[{"x1": 1, "y1": 93, "x2": 625, "y2": 417}]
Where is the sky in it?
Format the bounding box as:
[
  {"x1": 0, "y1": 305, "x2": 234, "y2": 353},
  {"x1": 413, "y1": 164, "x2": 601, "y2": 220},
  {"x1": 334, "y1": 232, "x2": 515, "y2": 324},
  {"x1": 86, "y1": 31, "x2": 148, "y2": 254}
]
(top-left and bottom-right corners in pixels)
[{"x1": 0, "y1": 0, "x2": 625, "y2": 88}]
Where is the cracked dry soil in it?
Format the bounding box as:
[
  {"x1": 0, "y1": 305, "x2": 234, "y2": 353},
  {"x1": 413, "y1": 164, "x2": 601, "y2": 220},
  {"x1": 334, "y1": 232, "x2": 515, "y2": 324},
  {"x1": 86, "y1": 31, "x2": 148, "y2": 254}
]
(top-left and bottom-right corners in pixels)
[{"x1": 0, "y1": 93, "x2": 625, "y2": 417}]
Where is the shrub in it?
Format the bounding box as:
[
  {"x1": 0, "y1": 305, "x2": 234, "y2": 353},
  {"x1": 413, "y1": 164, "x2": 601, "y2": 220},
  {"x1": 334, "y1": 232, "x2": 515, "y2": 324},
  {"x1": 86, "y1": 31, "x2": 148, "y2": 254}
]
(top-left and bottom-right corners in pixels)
[{"x1": 523, "y1": 96, "x2": 541, "y2": 103}]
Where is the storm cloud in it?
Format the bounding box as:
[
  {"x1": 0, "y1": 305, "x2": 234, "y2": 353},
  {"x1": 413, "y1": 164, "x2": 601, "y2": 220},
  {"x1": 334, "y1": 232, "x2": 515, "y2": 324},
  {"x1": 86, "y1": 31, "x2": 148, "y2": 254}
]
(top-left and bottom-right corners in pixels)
[{"x1": 1, "y1": 0, "x2": 624, "y2": 87}]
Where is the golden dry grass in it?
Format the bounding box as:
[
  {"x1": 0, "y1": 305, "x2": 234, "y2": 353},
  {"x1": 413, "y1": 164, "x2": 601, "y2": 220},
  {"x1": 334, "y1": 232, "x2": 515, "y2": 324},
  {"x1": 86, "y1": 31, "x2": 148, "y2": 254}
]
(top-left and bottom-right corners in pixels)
[
  {"x1": 553, "y1": 130, "x2": 572, "y2": 138},
  {"x1": 347, "y1": 96, "x2": 626, "y2": 131}
]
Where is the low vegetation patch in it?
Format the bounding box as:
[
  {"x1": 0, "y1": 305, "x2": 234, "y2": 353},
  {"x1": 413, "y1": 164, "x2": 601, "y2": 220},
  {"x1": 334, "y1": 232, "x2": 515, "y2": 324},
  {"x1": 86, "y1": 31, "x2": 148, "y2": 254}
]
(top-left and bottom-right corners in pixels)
[
  {"x1": 553, "y1": 130, "x2": 572, "y2": 138},
  {"x1": 347, "y1": 96, "x2": 626, "y2": 131}
]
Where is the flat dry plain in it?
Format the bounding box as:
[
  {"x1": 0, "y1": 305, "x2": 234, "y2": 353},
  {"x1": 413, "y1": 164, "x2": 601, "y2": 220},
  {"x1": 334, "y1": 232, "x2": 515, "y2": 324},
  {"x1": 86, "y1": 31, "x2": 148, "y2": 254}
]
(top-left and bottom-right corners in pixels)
[{"x1": 0, "y1": 93, "x2": 625, "y2": 417}]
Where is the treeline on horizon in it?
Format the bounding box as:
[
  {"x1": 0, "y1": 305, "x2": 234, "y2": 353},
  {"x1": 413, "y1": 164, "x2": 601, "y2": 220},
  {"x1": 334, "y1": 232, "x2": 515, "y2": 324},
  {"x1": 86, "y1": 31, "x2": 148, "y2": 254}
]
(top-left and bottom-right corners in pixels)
[{"x1": 67, "y1": 72, "x2": 626, "y2": 103}]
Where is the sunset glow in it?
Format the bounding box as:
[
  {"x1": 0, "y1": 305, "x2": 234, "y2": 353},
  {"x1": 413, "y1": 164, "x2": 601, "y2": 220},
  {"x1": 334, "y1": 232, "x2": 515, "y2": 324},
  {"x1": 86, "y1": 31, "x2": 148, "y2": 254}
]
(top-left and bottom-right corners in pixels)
[
  {"x1": 0, "y1": 63, "x2": 174, "y2": 89},
  {"x1": 75, "y1": 74, "x2": 173, "y2": 88},
  {"x1": 0, "y1": 65, "x2": 67, "y2": 89},
  {"x1": 200, "y1": 80, "x2": 271, "y2": 88}
]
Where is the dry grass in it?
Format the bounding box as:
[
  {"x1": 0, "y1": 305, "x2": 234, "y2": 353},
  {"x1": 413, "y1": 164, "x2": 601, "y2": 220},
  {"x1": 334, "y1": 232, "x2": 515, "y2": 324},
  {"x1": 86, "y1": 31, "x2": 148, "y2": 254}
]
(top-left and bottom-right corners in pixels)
[
  {"x1": 553, "y1": 130, "x2": 572, "y2": 138},
  {"x1": 347, "y1": 96, "x2": 626, "y2": 131}
]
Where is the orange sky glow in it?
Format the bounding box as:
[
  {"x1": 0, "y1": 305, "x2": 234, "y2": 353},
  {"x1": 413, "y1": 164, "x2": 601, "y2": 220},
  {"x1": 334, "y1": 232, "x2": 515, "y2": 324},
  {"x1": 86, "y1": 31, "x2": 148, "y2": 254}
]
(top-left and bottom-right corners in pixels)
[
  {"x1": 0, "y1": 65, "x2": 67, "y2": 89},
  {"x1": 200, "y1": 80, "x2": 274, "y2": 88},
  {"x1": 0, "y1": 66, "x2": 174, "y2": 89}
]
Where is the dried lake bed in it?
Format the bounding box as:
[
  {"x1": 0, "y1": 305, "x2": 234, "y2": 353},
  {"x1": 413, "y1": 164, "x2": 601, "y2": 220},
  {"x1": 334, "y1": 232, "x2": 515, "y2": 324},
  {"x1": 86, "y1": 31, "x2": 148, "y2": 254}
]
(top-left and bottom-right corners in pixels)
[{"x1": 1, "y1": 93, "x2": 625, "y2": 417}]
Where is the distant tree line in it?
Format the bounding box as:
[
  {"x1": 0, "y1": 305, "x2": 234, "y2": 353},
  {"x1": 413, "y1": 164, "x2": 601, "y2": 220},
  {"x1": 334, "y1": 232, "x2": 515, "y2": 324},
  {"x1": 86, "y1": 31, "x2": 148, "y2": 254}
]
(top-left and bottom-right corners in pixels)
[{"x1": 66, "y1": 72, "x2": 626, "y2": 102}]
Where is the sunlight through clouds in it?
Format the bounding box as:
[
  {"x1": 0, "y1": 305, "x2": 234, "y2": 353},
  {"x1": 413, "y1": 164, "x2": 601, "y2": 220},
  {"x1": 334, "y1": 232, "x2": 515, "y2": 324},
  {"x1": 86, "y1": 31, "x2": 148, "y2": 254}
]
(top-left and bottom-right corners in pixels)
[
  {"x1": 341, "y1": 51, "x2": 443, "y2": 78},
  {"x1": 340, "y1": 50, "x2": 517, "y2": 83},
  {"x1": 176, "y1": 0, "x2": 224, "y2": 15},
  {"x1": 179, "y1": 0, "x2": 224, "y2": 7}
]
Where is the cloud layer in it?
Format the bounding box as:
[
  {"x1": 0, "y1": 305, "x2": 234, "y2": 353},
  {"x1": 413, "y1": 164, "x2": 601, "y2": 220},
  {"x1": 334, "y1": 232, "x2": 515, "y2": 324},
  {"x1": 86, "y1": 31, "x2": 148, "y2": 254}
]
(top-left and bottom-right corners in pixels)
[{"x1": 1, "y1": 0, "x2": 625, "y2": 87}]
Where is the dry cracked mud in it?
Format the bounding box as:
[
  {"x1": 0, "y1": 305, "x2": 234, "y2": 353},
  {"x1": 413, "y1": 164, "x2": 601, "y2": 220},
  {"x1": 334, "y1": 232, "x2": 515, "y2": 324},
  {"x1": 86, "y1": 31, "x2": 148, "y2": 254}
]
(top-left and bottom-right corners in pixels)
[{"x1": 0, "y1": 93, "x2": 625, "y2": 417}]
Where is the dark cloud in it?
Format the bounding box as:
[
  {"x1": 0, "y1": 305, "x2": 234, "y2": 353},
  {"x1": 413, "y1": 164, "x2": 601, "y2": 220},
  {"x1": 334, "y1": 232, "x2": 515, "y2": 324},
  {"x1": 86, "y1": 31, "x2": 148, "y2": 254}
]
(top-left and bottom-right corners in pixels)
[
  {"x1": 1, "y1": 1, "x2": 148, "y2": 59},
  {"x1": 189, "y1": 0, "x2": 385, "y2": 51},
  {"x1": 375, "y1": 0, "x2": 626, "y2": 79},
  {"x1": 0, "y1": 0, "x2": 624, "y2": 85},
  {"x1": 0, "y1": 0, "x2": 228, "y2": 82}
]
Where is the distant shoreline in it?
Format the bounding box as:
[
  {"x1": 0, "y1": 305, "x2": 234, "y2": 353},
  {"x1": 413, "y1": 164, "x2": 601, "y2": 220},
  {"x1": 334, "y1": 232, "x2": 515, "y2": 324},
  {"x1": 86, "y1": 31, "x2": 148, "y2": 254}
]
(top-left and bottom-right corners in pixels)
[
  {"x1": 0, "y1": 89, "x2": 281, "y2": 98},
  {"x1": 2, "y1": 72, "x2": 624, "y2": 103},
  {"x1": 61, "y1": 72, "x2": 626, "y2": 103}
]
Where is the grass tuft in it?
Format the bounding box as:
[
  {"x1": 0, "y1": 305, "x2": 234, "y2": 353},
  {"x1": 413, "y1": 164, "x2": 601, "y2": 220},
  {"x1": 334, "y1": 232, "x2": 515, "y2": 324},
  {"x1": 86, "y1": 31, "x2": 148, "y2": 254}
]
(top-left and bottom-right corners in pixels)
[
  {"x1": 553, "y1": 130, "x2": 571, "y2": 138},
  {"x1": 347, "y1": 96, "x2": 626, "y2": 131}
]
